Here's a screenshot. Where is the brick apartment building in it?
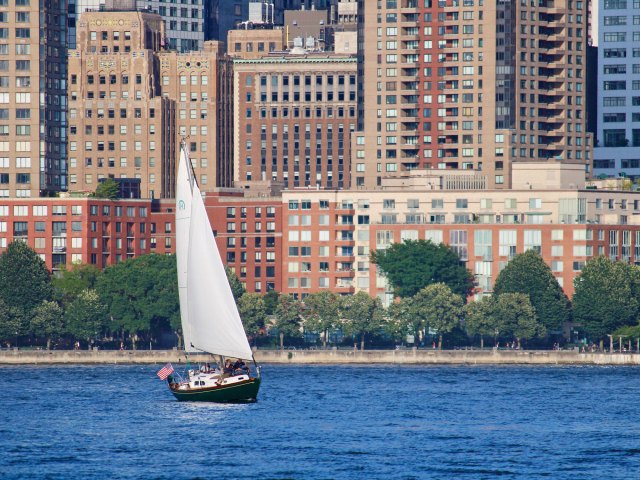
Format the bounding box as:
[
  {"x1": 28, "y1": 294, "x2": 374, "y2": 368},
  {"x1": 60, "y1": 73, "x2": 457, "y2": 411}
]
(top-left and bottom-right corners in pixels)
[
  {"x1": 0, "y1": 189, "x2": 284, "y2": 293},
  {"x1": 231, "y1": 51, "x2": 357, "y2": 189},
  {"x1": 281, "y1": 167, "x2": 640, "y2": 302},
  {"x1": 354, "y1": 0, "x2": 592, "y2": 189}
]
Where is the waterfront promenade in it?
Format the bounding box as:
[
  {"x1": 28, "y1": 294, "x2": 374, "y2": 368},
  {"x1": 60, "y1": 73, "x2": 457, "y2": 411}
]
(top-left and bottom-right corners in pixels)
[{"x1": 1, "y1": 348, "x2": 640, "y2": 365}]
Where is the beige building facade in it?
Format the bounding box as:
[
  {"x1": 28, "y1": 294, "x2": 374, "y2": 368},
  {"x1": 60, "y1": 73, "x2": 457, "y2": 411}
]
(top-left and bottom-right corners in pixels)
[
  {"x1": 159, "y1": 41, "x2": 233, "y2": 191},
  {"x1": 68, "y1": 10, "x2": 170, "y2": 198},
  {"x1": 68, "y1": 10, "x2": 233, "y2": 198},
  {"x1": 227, "y1": 28, "x2": 285, "y2": 59}
]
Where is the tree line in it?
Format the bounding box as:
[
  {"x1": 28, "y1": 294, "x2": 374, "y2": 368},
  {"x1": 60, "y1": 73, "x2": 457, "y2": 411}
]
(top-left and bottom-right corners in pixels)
[
  {"x1": 372, "y1": 240, "x2": 640, "y2": 349},
  {"x1": 0, "y1": 241, "x2": 180, "y2": 350},
  {"x1": 1, "y1": 239, "x2": 640, "y2": 351}
]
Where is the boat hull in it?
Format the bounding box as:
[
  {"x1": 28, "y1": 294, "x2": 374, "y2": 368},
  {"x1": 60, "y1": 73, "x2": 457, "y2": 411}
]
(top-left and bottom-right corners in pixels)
[{"x1": 169, "y1": 377, "x2": 261, "y2": 403}]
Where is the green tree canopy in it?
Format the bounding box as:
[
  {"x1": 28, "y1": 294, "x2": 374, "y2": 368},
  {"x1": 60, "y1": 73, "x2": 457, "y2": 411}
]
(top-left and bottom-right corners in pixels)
[
  {"x1": 493, "y1": 292, "x2": 543, "y2": 348},
  {"x1": 410, "y1": 283, "x2": 464, "y2": 349},
  {"x1": 0, "y1": 241, "x2": 53, "y2": 315},
  {"x1": 65, "y1": 289, "x2": 108, "y2": 348},
  {"x1": 30, "y1": 300, "x2": 64, "y2": 350},
  {"x1": 238, "y1": 292, "x2": 266, "y2": 338},
  {"x1": 96, "y1": 254, "x2": 179, "y2": 349},
  {"x1": 93, "y1": 178, "x2": 120, "y2": 199},
  {"x1": 273, "y1": 294, "x2": 303, "y2": 350},
  {"x1": 53, "y1": 264, "x2": 101, "y2": 306},
  {"x1": 464, "y1": 296, "x2": 502, "y2": 348},
  {"x1": 385, "y1": 297, "x2": 416, "y2": 344},
  {"x1": 303, "y1": 291, "x2": 341, "y2": 349},
  {"x1": 263, "y1": 290, "x2": 280, "y2": 315},
  {"x1": 225, "y1": 266, "x2": 245, "y2": 303},
  {"x1": 341, "y1": 291, "x2": 384, "y2": 350},
  {"x1": 371, "y1": 239, "x2": 474, "y2": 298},
  {"x1": 573, "y1": 256, "x2": 640, "y2": 340},
  {"x1": 0, "y1": 298, "x2": 24, "y2": 348},
  {"x1": 493, "y1": 250, "x2": 570, "y2": 333}
]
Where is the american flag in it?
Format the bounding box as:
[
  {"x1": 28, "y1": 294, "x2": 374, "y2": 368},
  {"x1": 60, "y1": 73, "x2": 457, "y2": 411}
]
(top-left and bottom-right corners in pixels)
[{"x1": 157, "y1": 363, "x2": 174, "y2": 380}]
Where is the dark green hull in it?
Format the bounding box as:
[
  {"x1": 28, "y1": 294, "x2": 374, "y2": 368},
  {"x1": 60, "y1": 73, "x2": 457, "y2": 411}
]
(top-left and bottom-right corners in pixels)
[{"x1": 169, "y1": 377, "x2": 261, "y2": 403}]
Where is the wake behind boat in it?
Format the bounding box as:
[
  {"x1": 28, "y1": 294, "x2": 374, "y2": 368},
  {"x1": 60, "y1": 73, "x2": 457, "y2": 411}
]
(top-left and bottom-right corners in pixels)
[{"x1": 158, "y1": 144, "x2": 261, "y2": 402}]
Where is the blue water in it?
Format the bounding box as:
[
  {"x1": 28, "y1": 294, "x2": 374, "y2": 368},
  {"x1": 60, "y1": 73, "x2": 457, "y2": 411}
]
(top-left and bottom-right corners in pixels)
[{"x1": 1, "y1": 364, "x2": 639, "y2": 479}]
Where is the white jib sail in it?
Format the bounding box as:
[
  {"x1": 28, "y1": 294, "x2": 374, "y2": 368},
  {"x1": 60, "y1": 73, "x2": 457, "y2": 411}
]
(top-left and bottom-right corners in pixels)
[
  {"x1": 187, "y1": 181, "x2": 253, "y2": 360},
  {"x1": 175, "y1": 146, "x2": 197, "y2": 353}
]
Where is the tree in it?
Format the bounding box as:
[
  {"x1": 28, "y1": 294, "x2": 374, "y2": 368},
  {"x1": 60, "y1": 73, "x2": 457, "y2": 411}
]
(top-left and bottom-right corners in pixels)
[
  {"x1": 573, "y1": 257, "x2": 640, "y2": 340},
  {"x1": 263, "y1": 290, "x2": 280, "y2": 315},
  {"x1": 53, "y1": 264, "x2": 101, "y2": 307},
  {"x1": 493, "y1": 250, "x2": 570, "y2": 333},
  {"x1": 303, "y1": 291, "x2": 341, "y2": 349},
  {"x1": 0, "y1": 241, "x2": 53, "y2": 316},
  {"x1": 385, "y1": 297, "x2": 416, "y2": 344},
  {"x1": 341, "y1": 291, "x2": 384, "y2": 350},
  {"x1": 464, "y1": 296, "x2": 501, "y2": 348},
  {"x1": 65, "y1": 289, "x2": 108, "y2": 348},
  {"x1": 371, "y1": 239, "x2": 474, "y2": 298},
  {"x1": 238, "y1": 293, "x2": 266, "y2": 338},
  {"x1": 225, "y1": 266, "x2": 245, "y2": 303},
  {"x1": 273, "y1": 294, "x2": 303, "y2": 350},
  {"x1": 411, "y1": 283, "x2": 464, "y2": 349},
  {"x1": 93, "y1": 178, "x2": 120, "y2": 199},
  {"x1": 0, "y1": 298, "x2": 24, "y2": 348},
  {"x1": 493, "y1": 293, "x2": 543, "y2": 348},
  {"x1": 30, "y1": 300, "x2": 64, "y2": 350},
  {"x1": 96, "y1": 254, "x2": 179, "y2": 349}
]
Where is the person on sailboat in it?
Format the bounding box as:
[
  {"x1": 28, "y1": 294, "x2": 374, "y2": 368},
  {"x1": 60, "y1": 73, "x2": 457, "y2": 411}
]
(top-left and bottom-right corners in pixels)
[{"x1": 233, "y1": 359, "x2": 249, "y2": 375}]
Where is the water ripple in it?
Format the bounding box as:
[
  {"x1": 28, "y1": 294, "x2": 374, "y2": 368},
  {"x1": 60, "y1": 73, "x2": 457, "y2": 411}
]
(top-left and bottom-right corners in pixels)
[{"x1": 1, "y1": 364, "x2": 639, "y2": 479}]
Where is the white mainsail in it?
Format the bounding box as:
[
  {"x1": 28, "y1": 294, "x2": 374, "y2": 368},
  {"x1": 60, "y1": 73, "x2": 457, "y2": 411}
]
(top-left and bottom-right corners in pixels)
[
  {"x1": 176, "y1": 147, "x2": 197, "y2": 352},
  {"x1": 185, "y1": 171, "x2": 254, "y2": 360}
]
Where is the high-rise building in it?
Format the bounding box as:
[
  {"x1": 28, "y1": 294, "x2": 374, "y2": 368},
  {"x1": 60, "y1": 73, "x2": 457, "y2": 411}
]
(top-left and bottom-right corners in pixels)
[
  {"x1": 354, "y1": 0, "x2": 592, "y2": 190},
  {"x1": 231, "y1": 48, "x2": 357, "y2": 189},
  {"x1": 158, "y1": 41, "x2": 234, "y2": 189},
  {"x1": 0, "y1": 0, "x2": 67, "y2": 198},
  {"x1": 67, "y1": 10, "x2": 173, "y2": 199},
  {"x1": 68, "y1": 9, "x2": 233, "y2": 198},
  {"x1": 67, "y1": 0, "x2": 205, "y2": 52},
  {"x1": 592, "y1": 0, "x2": 640, "y2": 179}
]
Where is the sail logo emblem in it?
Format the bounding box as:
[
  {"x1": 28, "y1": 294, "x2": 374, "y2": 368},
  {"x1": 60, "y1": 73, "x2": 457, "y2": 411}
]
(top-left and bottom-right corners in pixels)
[{"x1": 178, "y1": 200, "x2": 186, "y2": 211}]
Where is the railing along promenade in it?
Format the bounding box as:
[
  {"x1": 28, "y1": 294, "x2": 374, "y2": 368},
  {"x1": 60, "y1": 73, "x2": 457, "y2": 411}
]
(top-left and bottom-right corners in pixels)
[{"x1": 2, "y1": 349, "x2": 640, "y2": 365}]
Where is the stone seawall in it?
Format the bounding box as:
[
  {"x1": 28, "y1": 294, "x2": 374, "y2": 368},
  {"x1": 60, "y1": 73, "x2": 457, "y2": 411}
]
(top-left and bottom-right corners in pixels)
[{"x1": 1, "y1": 349, "x2": 640, "y2": 365}]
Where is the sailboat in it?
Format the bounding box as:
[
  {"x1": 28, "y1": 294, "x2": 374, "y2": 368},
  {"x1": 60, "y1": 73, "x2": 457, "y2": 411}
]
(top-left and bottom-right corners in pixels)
[{"x1": 163, "y1": 144, "x2": 261, "y2": 402}]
